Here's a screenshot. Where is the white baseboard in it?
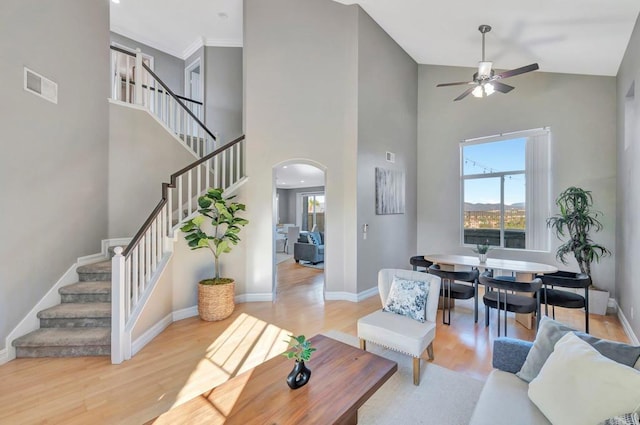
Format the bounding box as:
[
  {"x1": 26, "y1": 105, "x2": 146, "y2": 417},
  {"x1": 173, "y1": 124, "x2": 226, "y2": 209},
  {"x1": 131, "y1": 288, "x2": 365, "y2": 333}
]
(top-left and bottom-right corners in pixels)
[
  {"x1": 235, "y1": 293, "x2": 272, "y2": 302},
  {"x1": 0, "y1": 348, "x2": 8, "y2": 366},
  {"x1": 325, "y1": 287, "x2": 378, "y2": 302},
  {"x1": 616, "y1": 301, "x2": 640, "y2": 345},
  {"x1": 131, "y1": 313, "x2": 173, "y2": 356},
  {"x1": 173, "y1": 306, "x2": 198, "y2": 321},
  {"x1": 356, "y1": 287, "x2": 379, "y2": 301}
]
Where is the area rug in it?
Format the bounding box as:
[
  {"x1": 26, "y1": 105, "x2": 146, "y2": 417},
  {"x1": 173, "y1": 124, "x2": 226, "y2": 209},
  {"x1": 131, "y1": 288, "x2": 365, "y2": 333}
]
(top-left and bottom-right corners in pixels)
[
  {"x1": 276, "y1": 253, "x2": 293, "y2": 264},
  {"x1": 323, "y1": 330, "x2": 485, "y2": 425}
]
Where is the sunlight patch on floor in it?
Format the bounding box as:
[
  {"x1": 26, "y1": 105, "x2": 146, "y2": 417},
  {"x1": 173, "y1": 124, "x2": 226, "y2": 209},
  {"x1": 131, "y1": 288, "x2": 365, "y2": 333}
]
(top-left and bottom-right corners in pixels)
[{"x1": 172, "y1": 313, "x2": 290, "y2": 409}]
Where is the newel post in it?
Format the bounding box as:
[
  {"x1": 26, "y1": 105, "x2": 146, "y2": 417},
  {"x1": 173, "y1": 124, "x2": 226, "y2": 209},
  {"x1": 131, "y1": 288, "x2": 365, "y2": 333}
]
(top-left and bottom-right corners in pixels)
[
  {"x1": 111, "y1": 246, "x2": 126, "y2": 364},
  {"x1": 134, "y1": 48, "x2": 144, "y2": 105}
]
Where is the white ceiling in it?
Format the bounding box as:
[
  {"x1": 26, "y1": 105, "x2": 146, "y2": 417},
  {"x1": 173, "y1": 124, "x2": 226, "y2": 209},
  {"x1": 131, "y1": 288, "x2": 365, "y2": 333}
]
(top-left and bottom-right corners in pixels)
[
  {"x1": 110, "y1": 0, "x2": 640, "y2": 76},
  {"x1": 275, "y1": 164, "x2": 325, "y2": 189}
]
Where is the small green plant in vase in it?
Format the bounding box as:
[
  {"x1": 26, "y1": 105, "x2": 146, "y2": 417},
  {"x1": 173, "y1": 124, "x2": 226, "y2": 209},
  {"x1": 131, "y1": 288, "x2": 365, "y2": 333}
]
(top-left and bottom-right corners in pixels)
[
  {"x1": 283, "y1": 335, "x2": 316, "y2": 389},
  {"x1": 472, "y1": 240, "x2": 491, "y2": 263}
]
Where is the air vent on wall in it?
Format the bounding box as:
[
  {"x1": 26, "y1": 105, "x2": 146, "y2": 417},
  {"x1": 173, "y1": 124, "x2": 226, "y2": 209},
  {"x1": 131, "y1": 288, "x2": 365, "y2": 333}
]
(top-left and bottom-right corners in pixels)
[
  {"x1": 386, "y1": 151, "x2": 395, "y2": 163},
  {"x1": 24, "y1": 67, "x2": 58, "y2": 104}
]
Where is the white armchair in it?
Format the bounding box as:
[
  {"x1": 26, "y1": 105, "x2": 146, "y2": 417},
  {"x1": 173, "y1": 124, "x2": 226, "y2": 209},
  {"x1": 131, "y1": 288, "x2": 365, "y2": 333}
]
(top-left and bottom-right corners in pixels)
[{"x1": 357, "y1": 269, "x2": 441, "y2": 385}]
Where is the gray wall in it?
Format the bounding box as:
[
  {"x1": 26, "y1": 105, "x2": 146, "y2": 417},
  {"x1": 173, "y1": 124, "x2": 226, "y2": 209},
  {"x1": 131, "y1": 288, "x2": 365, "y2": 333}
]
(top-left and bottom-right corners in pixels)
[
  {"x1": 356, "y1": 9, "x2": 418, "y2": 292},
  {"x1": 417, "y1": 65, "x2": 617, "y2": 294},
  {"x1": 278, "y1": 186, "x2": 325, "y2": 226},
  {"x1": 0, "y1": 0, "x2": 110, "y2": 349},
  {"x1": 616, "y1": 14, "x2": 640, "y2": 339},
  {"x1": 244, "y1": 0, "x2": 360, "y2": 297},
  {"x1": 110, "y1": 32, "x2": 185, "y2": 96},
  {"x1": 108, "y1": 103, "x2": 199, "y2": 238},
  {"x1": 204, "y1": 47, "x2": 243, "y2": 144}
]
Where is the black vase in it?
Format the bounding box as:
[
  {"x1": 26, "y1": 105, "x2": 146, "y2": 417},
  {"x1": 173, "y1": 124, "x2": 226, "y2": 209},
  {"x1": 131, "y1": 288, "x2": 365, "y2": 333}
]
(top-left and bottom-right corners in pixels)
[{"x1": 286, "y1": 360, "x2": 311, "y2": 389}]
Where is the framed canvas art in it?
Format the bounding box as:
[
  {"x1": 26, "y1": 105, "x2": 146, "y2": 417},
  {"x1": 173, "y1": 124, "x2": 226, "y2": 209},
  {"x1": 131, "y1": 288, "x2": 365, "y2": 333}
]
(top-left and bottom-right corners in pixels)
[{"x1": 375, "y1": 167, "x2": 405, "y2": 215}]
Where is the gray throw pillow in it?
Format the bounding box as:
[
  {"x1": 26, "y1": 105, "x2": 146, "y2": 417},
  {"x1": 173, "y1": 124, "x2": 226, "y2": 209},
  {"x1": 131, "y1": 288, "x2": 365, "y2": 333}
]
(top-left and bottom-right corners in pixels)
[{"x1": 517, "y1": 316, "x2": 640, "y2": 382}]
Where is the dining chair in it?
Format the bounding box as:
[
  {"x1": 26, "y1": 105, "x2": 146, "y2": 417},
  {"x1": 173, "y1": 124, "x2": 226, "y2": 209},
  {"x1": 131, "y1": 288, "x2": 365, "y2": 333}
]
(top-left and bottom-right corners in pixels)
[
  {"x1": 409, "y1": 256, "x2": 433, "y2": 272},
  {"x1": 537, "y1": 271, "x2": 591, "y2": 333},
  {"x1": 427, "y1": 264, "x2": 479, "y2": 325},
  {"x1": 285, "y1": 226, "x2": 300, "y2": 254},
  {"x1": 479, "y1": 271, "x2": 542, "y2": 337}
]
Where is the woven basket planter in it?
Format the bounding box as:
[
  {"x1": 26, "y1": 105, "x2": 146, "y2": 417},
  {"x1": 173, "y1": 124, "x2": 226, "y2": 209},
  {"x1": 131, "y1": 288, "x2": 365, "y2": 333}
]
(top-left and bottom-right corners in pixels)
[{"x1": 198, "y1": 279, "x2": 235, "y2": 321}]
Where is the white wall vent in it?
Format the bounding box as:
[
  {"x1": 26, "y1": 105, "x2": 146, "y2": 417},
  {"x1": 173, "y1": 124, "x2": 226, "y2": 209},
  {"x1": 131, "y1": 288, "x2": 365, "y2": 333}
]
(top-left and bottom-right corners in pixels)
[
  {"x1": 385, "y1": 151, "x2": 395, "y2": 163},
  {"x1": 24, "y1": 67, "x2": 58, "y2": 104}
]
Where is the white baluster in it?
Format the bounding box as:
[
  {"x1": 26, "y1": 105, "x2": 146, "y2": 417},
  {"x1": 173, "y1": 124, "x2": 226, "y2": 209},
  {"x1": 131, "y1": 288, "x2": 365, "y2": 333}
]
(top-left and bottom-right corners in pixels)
[
  {"x1": 236, "y1": 143, "x2": 241, "y2": 182},
  {"x1": 151, "y1": 220, "x2": 157, "y2": 273},
  {"x1": 134, "y1": 48, "x2": 143, "y2": 105},
  {"x1": 214, "y1": 153, "x2": 220, "y2": 188},
  {"x1": 222, "y1": 149, "x2": 227, "y2": 189},
  {"x1": 205, "y1": 158, "x2": 211, "y2": 189},
  {"x1": 131, "y1": 245, "x2": 139, "y2": 308},
  {"x1": 125, "y1": 55, "x2": 131, "y2": 103},
  {"x1": 144, "y1": 230, "x2": 151, "y2": 287},
  {"x1": 168, "y1": 188, "x2": 173, "y2": 237},
  {"x1": 188, "y1": 169, "x2": 193, "y2": 216},
  {"x1": 197, "y1": 163, "x2": 202, "y2": 198},
  {"x1": 177, "y1": 175, "x2": 183, "y2": 222}
]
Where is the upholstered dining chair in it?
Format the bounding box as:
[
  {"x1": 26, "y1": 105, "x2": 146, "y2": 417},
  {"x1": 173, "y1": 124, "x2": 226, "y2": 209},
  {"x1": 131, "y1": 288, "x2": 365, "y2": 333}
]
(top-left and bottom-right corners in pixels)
[
  {"x1": 479, "y1": 271, "x2": 542, "y2": 337},
  {"x1": 409, "y1": 255, "x2": 433, "y2": 272},
  {"x1": 357, "y1": 269, "x2": 441, "y2": 385},
  {"x1": 538, "y1": 271, "x2": 592, "y2": 333},
  {"x1": 427, "y1": 265, "x2": 479, "y2": 325}
]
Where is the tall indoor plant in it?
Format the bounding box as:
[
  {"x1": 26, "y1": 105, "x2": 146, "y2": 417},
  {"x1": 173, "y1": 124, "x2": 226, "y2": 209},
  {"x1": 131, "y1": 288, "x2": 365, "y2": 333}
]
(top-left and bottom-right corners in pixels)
[
  {"x1": 547, "y1": 187, "x2": 611, "y2": 279},
  {"x1": 181, "y1": 187, "x2": 248, "y2": 321}
]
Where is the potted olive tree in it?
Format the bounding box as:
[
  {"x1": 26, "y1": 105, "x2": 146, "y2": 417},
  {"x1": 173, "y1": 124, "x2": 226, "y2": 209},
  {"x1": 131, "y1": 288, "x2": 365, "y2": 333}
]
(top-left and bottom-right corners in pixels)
[
  {"x1": 547, "y1": 187, "x2": 611, "y2": 314},
  {"x1": 181, "y1": 188, "x2": 248, "y2": 321}
]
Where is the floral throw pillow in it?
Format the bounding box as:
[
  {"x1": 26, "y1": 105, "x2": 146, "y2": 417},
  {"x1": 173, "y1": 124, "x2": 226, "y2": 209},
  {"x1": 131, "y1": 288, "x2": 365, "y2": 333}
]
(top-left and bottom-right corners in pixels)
[
  {"x1": 382, "y1": 276, "x2": 430, "y2": 323},
  {"x1": 599, "y1": 413, "x2": 640, "y2": 425}
]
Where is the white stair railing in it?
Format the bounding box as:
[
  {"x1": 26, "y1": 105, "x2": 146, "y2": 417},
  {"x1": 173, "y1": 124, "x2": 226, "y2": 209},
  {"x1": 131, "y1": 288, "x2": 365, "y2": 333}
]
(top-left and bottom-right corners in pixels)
[
  {"x1": 111, "y1": 135, "x2": 245, "y2": 364},
  {"x1": 110, "y1": 46, "x2": 216, "y2": 157}
]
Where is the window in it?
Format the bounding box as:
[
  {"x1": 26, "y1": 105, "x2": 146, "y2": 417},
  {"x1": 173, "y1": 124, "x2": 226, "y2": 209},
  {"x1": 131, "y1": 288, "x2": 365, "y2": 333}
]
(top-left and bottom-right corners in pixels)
[
  {"x1": 300, "y1": 193, "x2": 325, "y2": 232},
  {"x1": 461, "y1": 128, "x2": 550, "y2": 251}
]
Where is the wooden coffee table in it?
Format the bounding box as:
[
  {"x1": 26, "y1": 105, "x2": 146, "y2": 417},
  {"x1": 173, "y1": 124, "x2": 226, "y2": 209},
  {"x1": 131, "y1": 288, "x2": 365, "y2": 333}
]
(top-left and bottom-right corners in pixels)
[{"x1": 146, "y1": 334, "x2": 397, "y2": 424}]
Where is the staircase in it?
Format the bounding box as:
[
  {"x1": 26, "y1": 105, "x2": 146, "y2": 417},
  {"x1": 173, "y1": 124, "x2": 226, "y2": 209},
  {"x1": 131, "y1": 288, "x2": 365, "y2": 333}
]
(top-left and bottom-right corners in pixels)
[{"x1": 12, "y1": 259, "x2": 113, "y2": 358}]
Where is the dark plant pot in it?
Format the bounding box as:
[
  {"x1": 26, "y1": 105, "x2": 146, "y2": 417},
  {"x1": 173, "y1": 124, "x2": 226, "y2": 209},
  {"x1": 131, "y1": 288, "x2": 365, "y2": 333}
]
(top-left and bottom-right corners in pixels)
[{"x1": 286, "y1": 360, "x2": 311, "y2": 389}]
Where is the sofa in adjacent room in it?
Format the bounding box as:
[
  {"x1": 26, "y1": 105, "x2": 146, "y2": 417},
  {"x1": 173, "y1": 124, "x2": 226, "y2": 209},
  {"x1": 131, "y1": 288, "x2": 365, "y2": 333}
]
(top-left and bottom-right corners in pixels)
[
  {"x1": 469, "y1": 317, "x2": 640, "y2": 425},
  {"x1": 294, "y1": 231, "x2": 324, "y2": 264}
]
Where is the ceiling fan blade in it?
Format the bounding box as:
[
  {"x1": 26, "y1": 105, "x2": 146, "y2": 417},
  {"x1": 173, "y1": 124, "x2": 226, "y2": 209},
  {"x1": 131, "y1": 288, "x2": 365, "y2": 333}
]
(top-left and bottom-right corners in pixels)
[
  {"x1": 495, "y1": 63, "x2": 539, "y2": 80},
  {"x1": 437, "y1": 81, "x2": 475, "y2": 87},
  {"x1": 454, "y1": 86, "x2": 476, "y2": 101},
  {"x1": 492, "y1": 81, "x2": 515, "y2": 93}
]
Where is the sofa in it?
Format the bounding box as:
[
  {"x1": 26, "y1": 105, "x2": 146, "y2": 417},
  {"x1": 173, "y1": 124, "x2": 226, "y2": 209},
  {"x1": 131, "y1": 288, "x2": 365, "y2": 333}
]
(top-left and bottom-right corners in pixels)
[
  {"x1": 469, "y1": 317, "x2": 640, "y2": 425},
  {"x1": 294, "y1": 231, "x2": 324, "y2": 264}
]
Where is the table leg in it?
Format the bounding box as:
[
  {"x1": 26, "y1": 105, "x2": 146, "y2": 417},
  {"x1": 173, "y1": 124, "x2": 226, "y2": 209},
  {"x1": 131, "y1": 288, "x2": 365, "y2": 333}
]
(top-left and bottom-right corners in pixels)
[{"x1": 515, "y1": 272, "x2": 535, "y2": 329}]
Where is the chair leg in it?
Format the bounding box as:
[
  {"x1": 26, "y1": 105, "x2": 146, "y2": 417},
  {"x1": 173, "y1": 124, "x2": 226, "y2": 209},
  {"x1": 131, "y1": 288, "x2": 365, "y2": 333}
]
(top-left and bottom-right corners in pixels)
[
  {"x1": 359, "y1": 339, "x2": 366, "y2": 351},
  {"x1": 426, "y1": 342, "x2": 434, "y2": 360},
  {"x1": 413, "y1": 357, "x2": 420, "y2": 385},
  {"x1": 585, "y1": 288, "x2": 590, "y2": 334},
  {"x1": 485, "y1": 304, "x2": 490, "y2": 327},
  {"x1": 474, "y1": 281, "x2": 479, "y2": 323}
]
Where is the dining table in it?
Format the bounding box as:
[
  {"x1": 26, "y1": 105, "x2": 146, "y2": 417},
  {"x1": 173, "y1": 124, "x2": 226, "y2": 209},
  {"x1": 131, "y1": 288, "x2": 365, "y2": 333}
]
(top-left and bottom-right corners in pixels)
[{"x1": 424, "y1": 254, "x2": 558, "y2": 329}]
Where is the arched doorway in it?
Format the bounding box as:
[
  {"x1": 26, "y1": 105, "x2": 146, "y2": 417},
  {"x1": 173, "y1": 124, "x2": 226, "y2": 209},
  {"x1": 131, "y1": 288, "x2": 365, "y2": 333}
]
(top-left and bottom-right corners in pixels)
[{"x1": 272, "y1": 160, "x2": 326, "y2": 300}]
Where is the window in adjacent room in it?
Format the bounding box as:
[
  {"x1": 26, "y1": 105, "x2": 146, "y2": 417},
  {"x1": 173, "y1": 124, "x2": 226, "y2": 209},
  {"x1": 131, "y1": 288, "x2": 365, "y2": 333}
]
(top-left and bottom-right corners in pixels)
[{"x1": 461, "y1": 128, "x2": 550, "y2": 251}]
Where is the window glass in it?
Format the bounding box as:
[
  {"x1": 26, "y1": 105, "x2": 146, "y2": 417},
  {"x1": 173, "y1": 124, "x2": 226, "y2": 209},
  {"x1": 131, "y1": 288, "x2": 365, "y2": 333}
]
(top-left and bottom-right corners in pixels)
[{"x1": 461, "y1": 131, "x2": 549, "y2": 251}]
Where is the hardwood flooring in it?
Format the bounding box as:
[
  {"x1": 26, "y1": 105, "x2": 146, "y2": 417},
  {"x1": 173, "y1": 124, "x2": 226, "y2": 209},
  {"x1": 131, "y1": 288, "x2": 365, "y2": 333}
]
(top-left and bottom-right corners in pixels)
[{"x1": 0, "y1": 259, "x2": 630, "y2": 424}]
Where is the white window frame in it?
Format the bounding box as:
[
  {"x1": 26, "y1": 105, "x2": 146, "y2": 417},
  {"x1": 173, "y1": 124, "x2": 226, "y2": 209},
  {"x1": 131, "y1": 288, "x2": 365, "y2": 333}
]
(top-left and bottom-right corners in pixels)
[{"x1": 460, "y1": 128, "x2": 551, "y2": 251}]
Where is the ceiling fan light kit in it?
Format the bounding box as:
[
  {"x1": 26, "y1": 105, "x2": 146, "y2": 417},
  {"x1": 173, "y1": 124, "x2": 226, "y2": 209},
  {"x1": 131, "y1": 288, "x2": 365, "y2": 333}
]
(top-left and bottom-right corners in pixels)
[{"x1": 437, "y1": 24, "x2": 539, "y2": 101}]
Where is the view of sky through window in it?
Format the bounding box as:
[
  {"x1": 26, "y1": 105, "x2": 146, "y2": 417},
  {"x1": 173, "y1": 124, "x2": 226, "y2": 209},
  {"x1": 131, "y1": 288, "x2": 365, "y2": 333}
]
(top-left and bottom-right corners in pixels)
[{"x1": 463, "y1": 138, "x2": 526, "y2": 205}]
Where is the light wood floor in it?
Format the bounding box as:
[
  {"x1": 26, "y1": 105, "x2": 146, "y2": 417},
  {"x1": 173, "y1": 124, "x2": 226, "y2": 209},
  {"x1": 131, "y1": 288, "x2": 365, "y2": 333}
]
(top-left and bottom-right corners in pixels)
[{"x1": 0, "y1": 260, "x2": 629, "y2": 424}]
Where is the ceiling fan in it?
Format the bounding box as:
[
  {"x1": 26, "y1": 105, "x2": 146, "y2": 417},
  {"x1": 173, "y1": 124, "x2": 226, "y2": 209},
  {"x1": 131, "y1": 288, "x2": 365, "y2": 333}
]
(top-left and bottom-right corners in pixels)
[{"x1": 437, "y1": 25, "x2": 539, "y2": 101}]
